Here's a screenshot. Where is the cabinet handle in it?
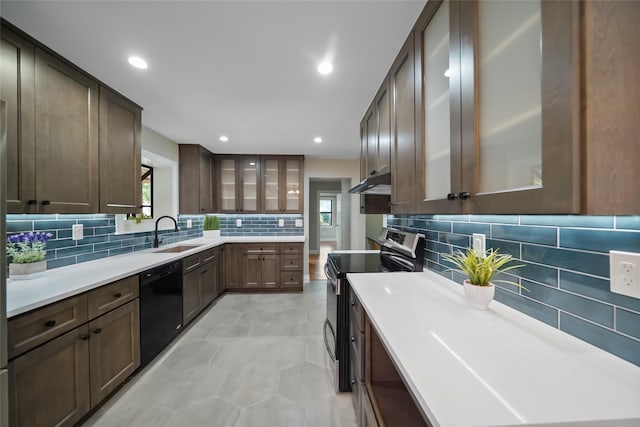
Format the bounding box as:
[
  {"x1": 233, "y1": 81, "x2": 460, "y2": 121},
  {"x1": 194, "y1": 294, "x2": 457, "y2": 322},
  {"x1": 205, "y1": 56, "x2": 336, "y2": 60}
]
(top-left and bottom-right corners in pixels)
[
  {"x1": 27, "y1": 199, "x2": 37, "y2": 205},
  {"x1": 41, "y1": 200, "x2": 51, "y2": 206},
  {"x1": 447, "y1": 193, "x2": 458, "y2": 201},
  {"x1": 44, "y1": 320, "x2": 56, "y2": 327},
  {"x1": 114, "y1": 292, "x2": 122, "y2": 298},
  {"x1": 459, "y1": 192, "x2": 470, "y2": 200},
  {"x1": 81, "y1": 334, "x2": 91, "y2": 340},
  {"x1": 202, "y1": 269, "x2": 208, "y2": 274},
  {"x1": 92, "y1": 328, "x2": 102, "y2": 334}
]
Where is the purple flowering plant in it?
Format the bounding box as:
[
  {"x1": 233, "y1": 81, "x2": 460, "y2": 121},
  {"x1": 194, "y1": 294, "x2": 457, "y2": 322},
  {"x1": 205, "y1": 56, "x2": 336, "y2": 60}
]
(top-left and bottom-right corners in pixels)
[{"x1": 6, "y1": 232, "x2": 53, "y2": 264}]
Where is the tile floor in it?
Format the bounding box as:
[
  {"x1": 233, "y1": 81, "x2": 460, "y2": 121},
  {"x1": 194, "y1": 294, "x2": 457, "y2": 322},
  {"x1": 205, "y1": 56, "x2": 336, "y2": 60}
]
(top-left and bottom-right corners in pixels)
[{"x1": 83, "y1": 281, "x2": 356, "y2": 427}]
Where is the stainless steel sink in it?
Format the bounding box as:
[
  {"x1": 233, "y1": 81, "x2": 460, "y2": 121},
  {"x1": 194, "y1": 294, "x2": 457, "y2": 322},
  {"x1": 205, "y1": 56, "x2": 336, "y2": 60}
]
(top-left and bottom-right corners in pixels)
[{"x1": 154, "y1": 245, "x2": 203, "y2": 253}]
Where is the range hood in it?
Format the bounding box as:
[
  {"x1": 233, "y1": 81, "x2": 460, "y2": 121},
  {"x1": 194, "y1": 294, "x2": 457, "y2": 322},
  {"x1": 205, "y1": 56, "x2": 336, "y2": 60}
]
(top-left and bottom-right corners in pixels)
[{"x1": 349, "y1": 167, "x2": 391, "y2": 195}]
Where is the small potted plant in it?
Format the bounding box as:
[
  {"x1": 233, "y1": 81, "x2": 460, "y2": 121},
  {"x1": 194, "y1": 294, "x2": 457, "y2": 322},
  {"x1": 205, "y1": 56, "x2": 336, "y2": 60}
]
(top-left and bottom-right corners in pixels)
[
  {"x1": 202, "y1": 215, "x2": 220, "y2": 239},
  {"x1": 6, "y1": 231, "x2": 53, "y2": 280},
  {"x1": 442, "y1": 248, "x2": 523, "y2": 310}
]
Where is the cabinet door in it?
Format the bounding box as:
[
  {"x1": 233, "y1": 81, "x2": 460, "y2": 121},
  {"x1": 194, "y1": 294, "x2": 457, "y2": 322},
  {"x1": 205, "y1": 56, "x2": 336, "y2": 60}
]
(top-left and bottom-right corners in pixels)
[
  {"x1": 243, "y1": 254, "x2": 262, "y2": 288},
  {"x1": 88, "y1": 300, "x2": 140, "y2": 408},
  {"x1": 261, "y1": 255, "x2": 279, "y2": 288},
  {"x1": 376, "y1": 82, "x2": 391, "y2": 173},
  {"x1": 34, "y1": 48, "x2": 99, "y2": 213},
  {"x1": 262, "y1": 156, "x2": 280, "y2": 213},
  {"x1": 223, "y1": 244, "x2": 240, "y2": 289},
  {"x1": 365, "y1": 105, "x2": 377, "y2": 175},
  {"x1": 240, "y1": 156, "x2": 260, "y2": 213},
  {"x1": 198, "y1": 148, "x2": 214, "y2": 213},
  {"x1": 283, "y1": 157, "x2": 303, "y2": 213},
  {"x1": 98, "y1": 86, "x2": 141, "y2": 214},
  {"x1": 460, "y1": 0, "x2": 579, "y2": 213},
  {"x1": 389, "y1": 34, "x2": 417, "y2": 213},
  {"x1": 9, "y1": 326, "x2": 90, "y2": 427},
  {"x1": 218, "y1": 157, "x2": 238, "y2": 213},
  {"x1": 0, "y1": 29, "x2": 36, "y2": 214},
  {"x1": 182, "y1": 268, "x2": 202, "y2": 326},
  {"x1": 200, "y1": 261, "x2": 216, "y2": 306},
  {"x1": 415, "y1": 0, "x2": 462, "y2": 213}
]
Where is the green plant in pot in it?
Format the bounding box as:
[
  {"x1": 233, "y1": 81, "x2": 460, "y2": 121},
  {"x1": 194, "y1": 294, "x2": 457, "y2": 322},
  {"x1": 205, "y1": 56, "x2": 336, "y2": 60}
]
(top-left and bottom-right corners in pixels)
[
  {"x1": 442, "y1": 248, "x2": 524, "y2": 310},
  {"x1": 202, "y1": 215, "x2": 220, "y2": 239}
]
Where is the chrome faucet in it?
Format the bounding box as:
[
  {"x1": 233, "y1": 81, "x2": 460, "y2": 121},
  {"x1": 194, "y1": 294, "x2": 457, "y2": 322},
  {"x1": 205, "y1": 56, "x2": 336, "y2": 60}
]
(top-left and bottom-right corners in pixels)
[{"x1": 153, "y1": 216, "x2": 179, "y2": 248}]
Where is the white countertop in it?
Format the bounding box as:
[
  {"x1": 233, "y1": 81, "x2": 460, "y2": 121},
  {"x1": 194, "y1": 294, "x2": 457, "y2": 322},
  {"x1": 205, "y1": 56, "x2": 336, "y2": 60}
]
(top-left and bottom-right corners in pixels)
[
  {"x1": 347, "y1": 270, "x2": 640, "y2": 427},
  {"x1": 7, "y1": 235, "x2": 305, "y2": 318}
]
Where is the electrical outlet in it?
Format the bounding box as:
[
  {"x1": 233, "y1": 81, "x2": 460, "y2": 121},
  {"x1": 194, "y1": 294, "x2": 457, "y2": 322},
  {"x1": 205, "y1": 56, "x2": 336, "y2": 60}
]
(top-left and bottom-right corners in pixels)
[
  {"x1": 278, "y1": 219, "x2": 284, "y2": 227},
  {"x1": 473, "y1": 233, "x2": 486, "y2": 257},
  {"x1": 236, "y1": 219, "x2": 242, "y2": 227},
  {"x1": 72, "y1": 224, "x2": 83, "y2": 241},
  {"x1": 295, "y1": 219, "x2": 303, "y2": 227},
  {"x1": 186, "y1": 219, "x2": 192, "y2": 228},
  {"x1": 610, "y1": 250, "x2": 640, "y2": 299}
]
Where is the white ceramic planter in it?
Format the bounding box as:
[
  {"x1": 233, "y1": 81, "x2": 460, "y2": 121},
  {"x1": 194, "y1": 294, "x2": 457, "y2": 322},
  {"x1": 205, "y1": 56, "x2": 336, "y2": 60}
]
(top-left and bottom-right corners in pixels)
[
  {"x1": 203, "y1": 230, "x2": 221, "y2": 239},
  {"x1": 9, "y1": 260, "x2": 47, "y2": 280},
  {"x1": 463, "y1": 280, "x2": 495, "y2": 310}
]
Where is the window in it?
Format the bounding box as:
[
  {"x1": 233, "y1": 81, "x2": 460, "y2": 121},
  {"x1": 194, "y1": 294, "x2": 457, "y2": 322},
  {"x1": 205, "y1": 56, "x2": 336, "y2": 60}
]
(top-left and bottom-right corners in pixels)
[
  {"x1": 319, "y1": 198, "x2": 332, "y2": 226},
  {"x1": 141, "y1": 165, "x2": 153, "y2": 217}
]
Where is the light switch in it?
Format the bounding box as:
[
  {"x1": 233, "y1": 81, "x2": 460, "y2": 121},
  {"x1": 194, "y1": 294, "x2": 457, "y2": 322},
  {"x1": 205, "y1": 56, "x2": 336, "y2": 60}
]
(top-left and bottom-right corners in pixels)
[
  {"x1": 473, "y1": 233, "x2": 486, "y2": 257},
  {"x1": 278, "y1": 219, "x2": 284, "y2": 227},
  {"x1": 72, "y1": 224, "x2": 83, "y2": 241},
  {"x1": 236, "y1": 219, "x2": 242, "y2": 227},
  {"x1": 186, "y1": 219, "x2": 192, "y2": 228}
]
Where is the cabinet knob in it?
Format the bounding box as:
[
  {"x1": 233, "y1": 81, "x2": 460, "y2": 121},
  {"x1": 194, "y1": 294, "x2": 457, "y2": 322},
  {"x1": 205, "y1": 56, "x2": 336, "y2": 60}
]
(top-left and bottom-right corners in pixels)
[
  {"x1": 447, "y1": 193, "x2": 458, "y2": 201},
  {"x1": 114, "y1": 292, "x2": 122, "y2": 298},
  {"x1": 351, "y1": 336, "x2": 356, "y2": 343},
  {"x1": 351, "y1": 301, "x2": 355, "y2": 307},
  {"x1": 92, "y1": 328, "x2": 102, "y2": 334},
  {"x1": 351, "y1": 378, "x2": 356, "y2": 385},
  {"x1": 27, "y1": 199, "x2": 37, "y2": 205},
  {"x1": 202, "y1": 269, "x2": 208, "y2": 274},
  {"x1": 41, "y1": 200, "x2": 51, "y2": 206},
  {"x1": 44, "y1": 319, "x2": 56, "y2": 327},
  {"x1": 81, "y1": 334, "x2": 91, "y2": 340},
  {"x1": 459, "y1": 192, "x2": 471, "y2": 200}
]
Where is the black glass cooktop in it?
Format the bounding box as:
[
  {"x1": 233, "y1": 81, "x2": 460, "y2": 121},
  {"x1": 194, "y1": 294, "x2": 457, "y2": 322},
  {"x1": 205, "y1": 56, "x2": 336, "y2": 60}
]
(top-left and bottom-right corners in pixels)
[{"x1": 327, "y1": 253, "x2": 385, "y2": 277}]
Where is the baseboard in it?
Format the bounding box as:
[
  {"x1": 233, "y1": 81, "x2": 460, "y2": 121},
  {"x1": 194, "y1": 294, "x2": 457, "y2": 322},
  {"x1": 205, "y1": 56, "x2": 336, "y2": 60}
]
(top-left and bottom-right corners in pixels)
[
  {"x1": 304, "y1": 274, "x2": 311, "y2": 283},
  {"x1": 309, "y1": 250, "x2": 319, "y2": 255}
]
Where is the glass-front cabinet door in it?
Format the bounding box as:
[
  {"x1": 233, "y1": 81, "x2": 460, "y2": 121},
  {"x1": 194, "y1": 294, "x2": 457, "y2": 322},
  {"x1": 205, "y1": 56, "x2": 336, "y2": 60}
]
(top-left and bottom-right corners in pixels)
[
  {"x1": 415, "y1": 0, "x2": 461, "y2": 213},
  {"x1": 219, "y1": 157, "x2": 237, "y2": 212},
  {"x1": 460, "y1": 0, "x2": 580, "y2": 213},
  {"x1": 262, "y1": 157, "x2": 280, "y2": 213},
  {"x1": 241, "y1": 157, "x2": 260, "y2": 213},
  {"x1": 284, "y1": 158, "x2": 302, "y2": 212}
]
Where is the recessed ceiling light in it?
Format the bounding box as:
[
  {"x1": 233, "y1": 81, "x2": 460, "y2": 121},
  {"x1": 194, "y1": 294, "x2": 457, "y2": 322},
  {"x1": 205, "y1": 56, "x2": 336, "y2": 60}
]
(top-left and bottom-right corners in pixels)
[
  {"x1": 317, "y1": 62, "x2": 333, "y2": 75},
  {"x1": 219, "y1": 135, "x2": 229, "y2": 142},
  {"x1": 314, "y1": 137, "x2": 323, "y2": 143},
  {"x1": 128, "y1": 56, "x2": 148, "y2": 69}
]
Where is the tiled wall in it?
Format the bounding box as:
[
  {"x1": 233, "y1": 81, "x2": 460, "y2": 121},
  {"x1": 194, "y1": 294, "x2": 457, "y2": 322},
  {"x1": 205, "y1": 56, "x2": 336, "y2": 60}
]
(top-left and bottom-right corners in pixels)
[
  {"x1": 6, "y1": 213, "x2": 303, "y2": 270},
  {"x1": 387, "y1": 214, "x2": 640, "y2": 367},
  {"x1": 219, "y1": 214, "x2": 304, "y2": 236}
]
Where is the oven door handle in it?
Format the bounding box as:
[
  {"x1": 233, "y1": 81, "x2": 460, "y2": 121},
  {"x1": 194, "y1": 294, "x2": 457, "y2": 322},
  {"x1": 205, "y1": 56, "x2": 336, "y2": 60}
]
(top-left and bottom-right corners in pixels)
[
  {"x1": 323, "y1": 319, "x2": 336, "y2": 362},
  {"x1": 324, "y1": 263, "x2": 340, "y2": 295}
]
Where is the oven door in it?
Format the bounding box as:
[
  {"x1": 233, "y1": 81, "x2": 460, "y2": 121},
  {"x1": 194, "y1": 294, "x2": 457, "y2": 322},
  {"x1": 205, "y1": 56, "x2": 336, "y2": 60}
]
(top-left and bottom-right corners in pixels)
[{"x1": 324, "y1": 262, "x2": 340, "y2": 391}]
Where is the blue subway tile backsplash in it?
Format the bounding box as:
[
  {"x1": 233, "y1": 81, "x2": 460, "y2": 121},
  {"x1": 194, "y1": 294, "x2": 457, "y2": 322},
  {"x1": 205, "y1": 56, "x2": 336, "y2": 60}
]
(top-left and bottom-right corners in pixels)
[
  {"x1": 388, "y1": 214, "x2": 640, "y2": 367},
  {"x1": 6, "y1": 213, "x2": 303, "y2": 273}
]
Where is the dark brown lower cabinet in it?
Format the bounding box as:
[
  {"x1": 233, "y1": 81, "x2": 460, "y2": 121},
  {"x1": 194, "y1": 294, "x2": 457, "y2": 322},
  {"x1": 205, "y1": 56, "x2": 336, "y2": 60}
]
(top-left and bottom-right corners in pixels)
[
  {"x1": 182, "y1": 267, "x2": 203, "y2": 327},
  {"x1": 225, "y1": 243, "x2": 302, "y2": 292},
  {"x1": 8, "y1": 327, "x2": 90, "y2": 427},
  {"x1": 88, "y1": 300, "x2": 140, "y2": 407},
  {"x1": 223, "y1": 244, "x2": 240, "y2": 290},
  {"x1": 200, "y1": 261, "x2": 217, "y2": 306},
  {"x1": 8, "y1": 299, "x2": 140, "y2": 427}
]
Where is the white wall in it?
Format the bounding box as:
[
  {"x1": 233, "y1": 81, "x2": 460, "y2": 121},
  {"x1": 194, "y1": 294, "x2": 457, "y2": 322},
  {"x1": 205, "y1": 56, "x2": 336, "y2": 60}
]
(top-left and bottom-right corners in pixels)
[
  {"x1": 142, "y1": 126, "x2": 179, "y2": 162},
  {"x1": 304, "y1": 158, "x2": 365, "y2": 279}
]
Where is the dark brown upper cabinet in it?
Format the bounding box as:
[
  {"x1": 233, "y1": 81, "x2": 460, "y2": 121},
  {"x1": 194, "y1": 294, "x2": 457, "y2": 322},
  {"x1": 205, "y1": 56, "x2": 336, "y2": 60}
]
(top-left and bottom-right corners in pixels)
[
  {"x1": 179, "y1": 144, "x2": 215, "y2": 214},
  {"x1": 1, "y1": 28, "x2": 36, "y2": 214},
  {"x1": 261, "y1": 156, "x2": 304, "y2": 214},
  {"x1": 99, "y1": 86, "x2": 142, "y2": 214},
  {"x1": 216, "y1": 155, "x2": 261, "y2": 214},
  {"x1": 389, "y1": 33, "x2": 417, "y2": 214}
]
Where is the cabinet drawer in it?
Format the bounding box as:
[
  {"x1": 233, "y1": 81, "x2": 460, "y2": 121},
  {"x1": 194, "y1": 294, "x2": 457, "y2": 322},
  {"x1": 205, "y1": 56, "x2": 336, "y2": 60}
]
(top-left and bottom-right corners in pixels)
[
  {"x1": 280, "y1": 254, "x2": 302, "y2": 270},
  {"x1": 244, "y1": 243, "x2": 278, "y2": 254},
  {"x1": 183, "y1": 253, "x2": 201, "y2": 273},
  {"x1": 199, "y1": 248, "x2": 217, "y2": 264},
  {"x1": 349, "y1": 287, "x2": 364, "y2": 333},
  {"x1": 279, "y1": 243, "x2": 303, "y2": 254},
  {"x1": 8, "y1": 295, "x2": 88, "y2": 359},
  {"x1": 280, "y1": 270, "x2": 303, "y2": 288},
  {"x1": 87, "y1": 275, "x2": 139, "y2": 319}
]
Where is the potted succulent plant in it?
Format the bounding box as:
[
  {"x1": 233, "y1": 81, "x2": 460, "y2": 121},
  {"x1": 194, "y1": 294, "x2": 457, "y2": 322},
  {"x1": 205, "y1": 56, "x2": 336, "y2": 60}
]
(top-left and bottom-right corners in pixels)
[
  {"x1": 6, "y1": 231, "x2": 53, "y2": 280},
  {"x1": 442, "y1": 248, "x2": 524, "y2": 310},
  {"x1": 202, "y1": 215, "x2": 220, "y2": 239}
]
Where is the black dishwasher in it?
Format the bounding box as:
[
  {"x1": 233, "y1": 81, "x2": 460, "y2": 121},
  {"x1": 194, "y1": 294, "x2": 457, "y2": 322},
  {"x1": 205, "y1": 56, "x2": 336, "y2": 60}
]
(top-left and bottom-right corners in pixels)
[{"x1": 139, "y1": 260, "x2": 183, "y2": 368}]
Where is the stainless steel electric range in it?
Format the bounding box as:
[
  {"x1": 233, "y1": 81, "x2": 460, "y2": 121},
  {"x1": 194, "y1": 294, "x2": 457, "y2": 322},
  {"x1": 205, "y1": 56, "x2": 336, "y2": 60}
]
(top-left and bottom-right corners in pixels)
[{"x1": 324, "y1": 228, "x2": 425, "y2": 392}]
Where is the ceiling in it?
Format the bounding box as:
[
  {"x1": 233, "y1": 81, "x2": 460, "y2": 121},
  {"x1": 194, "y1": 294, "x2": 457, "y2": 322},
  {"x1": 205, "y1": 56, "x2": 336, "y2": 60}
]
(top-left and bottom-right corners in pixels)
[{"x1": 1, "y1": 0, "x2": 426, "y2": 159}]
